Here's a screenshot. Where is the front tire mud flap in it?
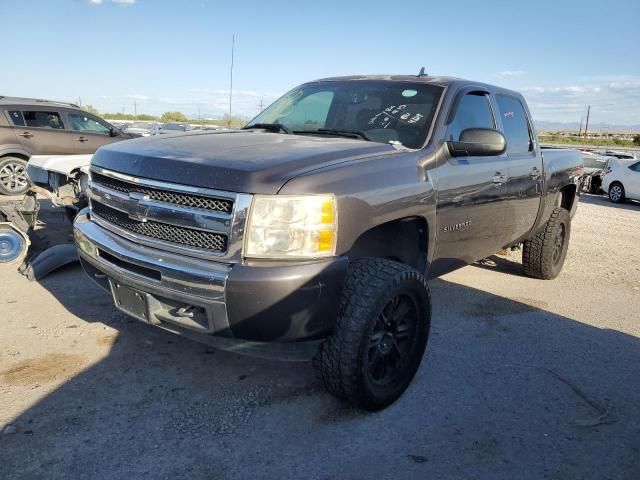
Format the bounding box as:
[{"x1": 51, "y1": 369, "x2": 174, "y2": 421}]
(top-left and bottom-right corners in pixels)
[{"x1": 20, "y1": 243, "x2": 79, "y2": 281}]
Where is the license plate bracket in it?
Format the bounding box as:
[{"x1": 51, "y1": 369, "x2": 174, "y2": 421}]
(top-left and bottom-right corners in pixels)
[{"x1": 110, "y1": 281, "x2": 149, "y2": 323}]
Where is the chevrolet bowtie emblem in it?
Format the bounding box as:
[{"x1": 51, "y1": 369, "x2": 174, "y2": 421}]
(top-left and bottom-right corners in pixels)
[{"x1": 128, "y1": 192, "x2": 150, "y2": 223}]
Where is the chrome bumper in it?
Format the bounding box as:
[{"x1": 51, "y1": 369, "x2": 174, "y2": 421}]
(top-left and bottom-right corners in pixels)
[{"x1": 74, "y1": 211, "x2": 232, "y2": 335}]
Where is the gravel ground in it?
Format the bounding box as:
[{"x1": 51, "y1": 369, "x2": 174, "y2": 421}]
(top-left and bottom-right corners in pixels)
[{"x1": 0, "y1": 194, "x2": 639, "y2": 480}]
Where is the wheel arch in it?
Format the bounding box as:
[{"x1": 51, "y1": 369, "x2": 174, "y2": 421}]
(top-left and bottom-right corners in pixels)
[{"x1": 347, "y1": 216, "x2": 429, "y2": 273}]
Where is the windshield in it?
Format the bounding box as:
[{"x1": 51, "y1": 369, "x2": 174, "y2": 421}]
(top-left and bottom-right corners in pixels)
[
  {"x1": 129, "y1": 122, "x2": 150, "y2": 129},
  {"x1": 247, "y1": 80, "x2": 443, "y2": 149}
]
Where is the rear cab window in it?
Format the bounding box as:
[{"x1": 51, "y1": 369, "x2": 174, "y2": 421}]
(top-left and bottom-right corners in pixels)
[{"x1": 495, "y1": 95, "x2": 533, "y2": 154}]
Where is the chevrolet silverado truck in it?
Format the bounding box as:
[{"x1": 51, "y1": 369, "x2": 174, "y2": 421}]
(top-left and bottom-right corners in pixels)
[{"x1": 73, "y1": 75, "x2": 582, "y2": 410}]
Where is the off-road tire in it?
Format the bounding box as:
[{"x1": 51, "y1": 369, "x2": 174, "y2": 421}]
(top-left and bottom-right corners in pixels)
[
  {"x1": 314, "y1": 258, "x2": 431, "y2": 411},
  {"x1": 0, "y1": 157, "x2": 29, "y2": 196},
  {"x1": 608, "y1": 182, "x2": 625, "y2": 203},
  {"x1": 522, "y1": 207, "x2": 571, "y2": 280}
]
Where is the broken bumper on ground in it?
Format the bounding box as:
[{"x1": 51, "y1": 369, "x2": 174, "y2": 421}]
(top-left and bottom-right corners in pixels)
[{"x1": 73, "y1": 211, "x2": 348, "y2": 360}]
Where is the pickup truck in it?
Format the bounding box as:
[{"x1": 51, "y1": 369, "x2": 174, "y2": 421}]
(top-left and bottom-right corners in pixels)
[{"x1": 73, "y1": 74, "x2": 583, "y2": 410}]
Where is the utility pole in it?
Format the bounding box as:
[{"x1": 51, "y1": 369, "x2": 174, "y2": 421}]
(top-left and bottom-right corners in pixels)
[
  {"x1": 78, "y1": 96, "x2": 82, "y2": 108},
  {"x1": 578, "y1": 115, "x2": 584, "y2": 137},
  {"x1": 259, "y1": 98, "x2": 264, "y2": 113},
  {"x1": 228, "y1": 34, "x2": 235, "y2": 128},
  {"x1": 122, "y1": 105, "x2": 125, "y2": 116},
  {"x1": 583, "y1": 105, "x2": 591, "y2": 138},
  {"x1": 134, "y1": 101, "x2": 137, "y2": 120},
  {"x1": 198, "y1": 107, "x2": 201, "y2": 121}
]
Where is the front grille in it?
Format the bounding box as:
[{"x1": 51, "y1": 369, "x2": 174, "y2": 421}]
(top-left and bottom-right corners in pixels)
[
  {"x1": 92, "y1": 202, "x2": 227, "y2": 253},
  {"x1": 91, "y1": 172, "x2": 233, "y2": 214}
]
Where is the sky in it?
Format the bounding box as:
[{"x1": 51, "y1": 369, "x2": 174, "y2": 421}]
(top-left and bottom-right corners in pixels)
[{"x1": 1, "y1": 0, "x2": 639, "y2": 126}]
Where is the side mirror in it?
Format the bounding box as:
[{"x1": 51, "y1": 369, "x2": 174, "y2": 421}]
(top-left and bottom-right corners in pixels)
[
  {"x1": 109, "y1": 127, "x2": 119, "y2": 137},
  {"x1": 447, "y1": 128, "x2": 506, "y2": 157}
]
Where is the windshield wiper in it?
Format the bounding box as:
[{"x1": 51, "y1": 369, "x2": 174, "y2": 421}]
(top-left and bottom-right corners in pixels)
[
  {"x1": 243, "y1": 123, "x2": 292, "y2": 134},
  {"x1": 305, "y1": 128, "x2": 371, "y2": 141}
]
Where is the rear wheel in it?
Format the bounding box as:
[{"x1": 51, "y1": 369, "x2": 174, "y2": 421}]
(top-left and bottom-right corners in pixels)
[
  {"x1": 608, "y1": 182, "x2": 625, "y2": 203},
  {"x1": 522, "y1": 207, "x2": 571, "y2": 280},
  {"x1": 314, "y1": 258, "x2": 431, "y2": 411},
  {"x1": 0, "y1": 157, "x2": 29, "y2": 196}
]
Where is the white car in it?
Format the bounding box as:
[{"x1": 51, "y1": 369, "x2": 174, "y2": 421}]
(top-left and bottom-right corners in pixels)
[{"x1": 601, "y1": 157, "x2": 640, "y2": 203}]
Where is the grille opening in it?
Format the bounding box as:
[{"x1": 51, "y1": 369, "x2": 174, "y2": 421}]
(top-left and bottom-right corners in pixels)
[
  {"x1": 92, "y1": 202, "x2": 228, "y2": 253},
  {"x1": 98, "y1": 249, "x2": 161, "y2": 281},
  {"x1": 91, "y1": 172, "x2": 233, "y2": 214}
]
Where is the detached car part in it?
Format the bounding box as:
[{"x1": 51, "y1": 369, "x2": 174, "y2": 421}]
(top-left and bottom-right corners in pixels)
[{"x1": 0, "y1": 194, "x2": 38, "y2": 264}]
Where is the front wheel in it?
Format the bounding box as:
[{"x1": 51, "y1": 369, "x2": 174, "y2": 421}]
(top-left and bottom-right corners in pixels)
[
  {"x1": 314, "y1": 258, "x2": 431, "y2": 411},
  {"x1": 0, "y1": 157, "x2": 29, "y2": 196},
  {"x1": 522, "y1": 207, "x2": 571, "y2": 280},
  {"x1": 608, "y1": 182, "x2": 625, "y2": 203}
]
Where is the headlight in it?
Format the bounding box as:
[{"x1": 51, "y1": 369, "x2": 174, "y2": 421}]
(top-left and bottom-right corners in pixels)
[{"x1": 245, "y1": 194, "x2": 337, "y2": 259}]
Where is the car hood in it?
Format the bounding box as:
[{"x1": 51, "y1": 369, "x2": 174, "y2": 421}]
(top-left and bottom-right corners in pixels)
[{"x1": 91, "y1": 130, "x2": 400, "y2": 194}]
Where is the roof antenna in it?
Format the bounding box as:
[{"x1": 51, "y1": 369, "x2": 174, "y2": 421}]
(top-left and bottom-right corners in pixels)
[{"x1": 417, "y1": 66, "x2": 428, "y2": 77}]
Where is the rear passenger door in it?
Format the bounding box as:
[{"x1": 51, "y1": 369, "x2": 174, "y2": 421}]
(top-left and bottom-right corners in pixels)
[
  {"x1": 432, "y1": 91, "x2": 508, "y2": 275},
  {"x1": 495, "y1": 94, "x2": 543, "y2": 244},
  {"x1": 8, "y1": 109, "x2": 76, "y2": 155},
  {"x1": 64, "y1": 111, "x2": 120, "y2": 154}
]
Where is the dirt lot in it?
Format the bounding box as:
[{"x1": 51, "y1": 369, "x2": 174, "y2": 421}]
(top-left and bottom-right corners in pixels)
[{"x1": 1, "y1": 195, "x2": 639, "y2": 480}]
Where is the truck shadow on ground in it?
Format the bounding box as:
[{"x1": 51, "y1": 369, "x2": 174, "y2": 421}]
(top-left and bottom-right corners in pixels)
[
  {"x1": 472, "y1": 254, "x2": 527, "y2": 277},
  {"x1": 1, "y1": 265, "x2": 639, "y2": 479}
]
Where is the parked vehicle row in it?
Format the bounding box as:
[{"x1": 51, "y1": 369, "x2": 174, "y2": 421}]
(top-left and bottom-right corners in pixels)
[
  {"x1": 601, "y1": 157, "x2": 640, "y2": 203},
  {"x1": 0, "y1": 96, "x2": 137, "y2": 195},
  {"x1": 73, "y1": 74, "x2": 583, "y2": 410}
]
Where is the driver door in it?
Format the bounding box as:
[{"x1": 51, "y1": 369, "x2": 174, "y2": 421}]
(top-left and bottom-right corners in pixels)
[
  {"x1": 63, "y1": 111, "x2": 121, "y2": 154},
  {"x1": 431, "y1": 91, "x2": 508, "y2": 276}
]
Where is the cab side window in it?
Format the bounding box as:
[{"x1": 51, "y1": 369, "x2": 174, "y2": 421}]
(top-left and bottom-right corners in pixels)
[
  {"x1": 68, "y1": 112, "x2": 111, "y2": 135},
  {"x1": 496, "y1": 95, "x2": 533, "y2": 154},
  {"x1": 23, "y1": 111, "x2": 65, "y2": 129},
  {"x1": 448, "y1": 93, "x2": 495, "y2": 141}
]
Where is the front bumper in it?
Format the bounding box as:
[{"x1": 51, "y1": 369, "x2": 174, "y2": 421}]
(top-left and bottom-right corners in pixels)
[{"x1": 74, "y1": 212, "x2": 348, "y2": 349}]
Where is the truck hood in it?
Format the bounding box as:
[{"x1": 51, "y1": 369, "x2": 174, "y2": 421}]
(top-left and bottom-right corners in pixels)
[{"x1": 91, "y1": 130, "x2": 399, "y2": 194}]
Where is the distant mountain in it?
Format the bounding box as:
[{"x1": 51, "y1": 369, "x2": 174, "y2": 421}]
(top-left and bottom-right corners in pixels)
[{"x1": 535, "y1": 120, "x2": 640, "y2": 132}]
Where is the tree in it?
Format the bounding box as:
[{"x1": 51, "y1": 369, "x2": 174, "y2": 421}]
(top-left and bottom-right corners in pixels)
[
  {"x1": 633, "y1": 134, "x2": 640, "y2": 146},
  {"x1": 160, "y1": 111, "x2": 188, "y2": 123},
  {"x1": 83, "y1": 104, "x2": 99, "y2": 115}
]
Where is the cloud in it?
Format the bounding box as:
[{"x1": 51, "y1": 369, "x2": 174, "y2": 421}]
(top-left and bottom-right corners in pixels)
[
  {"x1": 495, "y1": 70, "x2": 526, "y2": 78},
  {"x1": 127, "y1": 94, "x2": 149, "y2": 100},
  {"x1": 522, "y1": 77, "x2": 640, "y2": 124}
]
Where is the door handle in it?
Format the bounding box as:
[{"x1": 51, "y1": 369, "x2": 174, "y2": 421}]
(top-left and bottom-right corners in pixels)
[
  {"x1": 530, "y1": 167, "x2": 541, "y2": 179},
  {"x1": 77, "y1": 136, "x2": 88, "y2": 143},
  {"x1": 18, "y1": 132, "x2": 34, "y2": 138},
  {"x1": 492, "y1": 172, "x2": 507, "y2": 186}
]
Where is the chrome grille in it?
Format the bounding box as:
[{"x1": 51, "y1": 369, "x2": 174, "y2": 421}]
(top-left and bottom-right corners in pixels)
[
  {"x1": 91, "y1": 172, "x2": 233, "y2": 213},
  {"x1": 91, "y1": 202, "x2": 227, "y2": 253}
]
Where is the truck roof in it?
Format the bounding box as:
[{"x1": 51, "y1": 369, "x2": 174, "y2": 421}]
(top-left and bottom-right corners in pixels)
[{"x1": 311, "y1": 75, "x2": 523, "y2": 98}]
